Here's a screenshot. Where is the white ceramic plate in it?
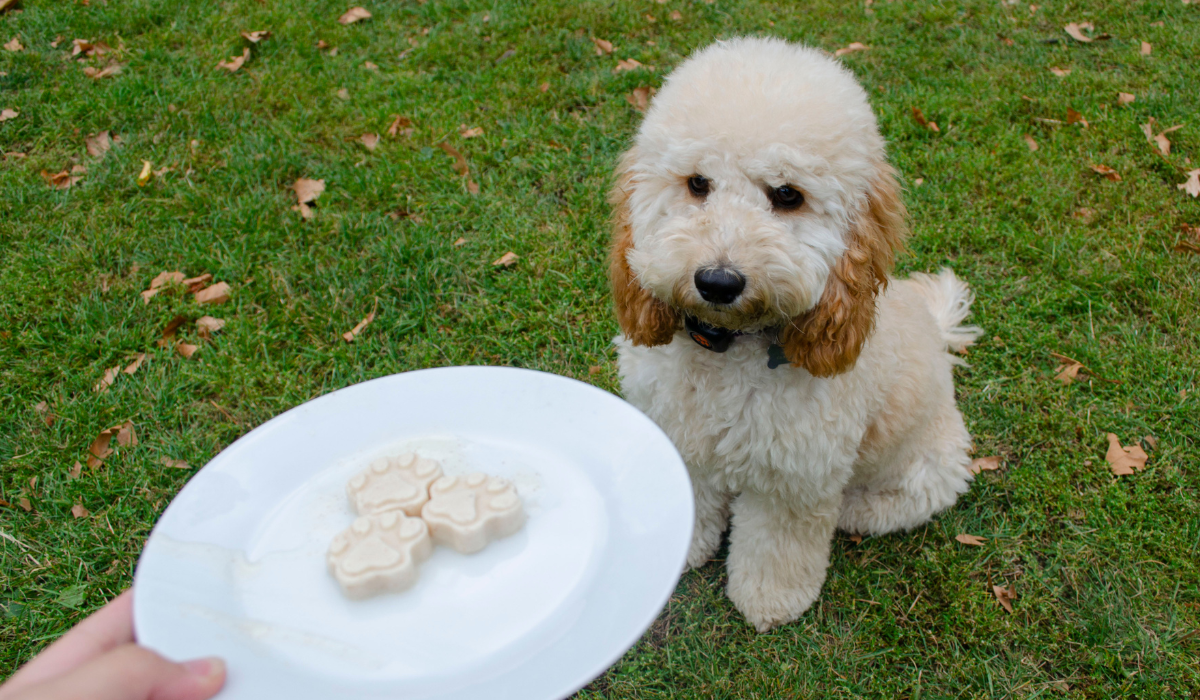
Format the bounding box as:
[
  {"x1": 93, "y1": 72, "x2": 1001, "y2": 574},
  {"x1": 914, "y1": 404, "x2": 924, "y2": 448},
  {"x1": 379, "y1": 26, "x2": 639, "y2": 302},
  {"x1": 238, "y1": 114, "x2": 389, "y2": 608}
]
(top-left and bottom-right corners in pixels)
[{"x1": 133, "y1": 366, "x2": 692, "y2": 700}]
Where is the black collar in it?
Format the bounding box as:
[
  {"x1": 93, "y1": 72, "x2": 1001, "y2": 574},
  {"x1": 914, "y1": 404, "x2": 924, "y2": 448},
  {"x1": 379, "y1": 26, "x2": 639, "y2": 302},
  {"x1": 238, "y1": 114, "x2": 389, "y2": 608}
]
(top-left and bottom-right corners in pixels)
[{"x1": 684, "y1": 316, "x2": 790, "y2": 369}]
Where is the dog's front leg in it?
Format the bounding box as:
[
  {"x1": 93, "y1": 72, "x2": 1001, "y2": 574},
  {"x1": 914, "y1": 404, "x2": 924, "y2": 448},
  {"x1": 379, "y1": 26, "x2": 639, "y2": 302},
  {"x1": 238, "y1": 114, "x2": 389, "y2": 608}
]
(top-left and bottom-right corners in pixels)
[
  {"x1": 686, "y1": 472, "x2": 731, "y2": 570},
  {"x1": 725, "y1": 489, "x2": 839, "y2": 632}
]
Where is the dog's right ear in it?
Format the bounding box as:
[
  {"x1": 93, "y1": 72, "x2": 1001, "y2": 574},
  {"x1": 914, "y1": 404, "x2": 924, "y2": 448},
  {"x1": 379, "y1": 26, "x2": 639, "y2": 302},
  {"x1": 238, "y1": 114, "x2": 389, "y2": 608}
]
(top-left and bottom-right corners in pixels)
[{"x1": 609, "y1": 148, "x2": 680, "y2": 346}]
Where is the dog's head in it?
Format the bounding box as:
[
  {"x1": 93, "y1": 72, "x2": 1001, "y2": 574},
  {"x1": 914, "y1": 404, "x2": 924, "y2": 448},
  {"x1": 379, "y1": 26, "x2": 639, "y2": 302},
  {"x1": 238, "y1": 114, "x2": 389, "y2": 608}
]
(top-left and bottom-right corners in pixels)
[{"x1": 610, "y1": 37, "x2": 906, "y2": 376}]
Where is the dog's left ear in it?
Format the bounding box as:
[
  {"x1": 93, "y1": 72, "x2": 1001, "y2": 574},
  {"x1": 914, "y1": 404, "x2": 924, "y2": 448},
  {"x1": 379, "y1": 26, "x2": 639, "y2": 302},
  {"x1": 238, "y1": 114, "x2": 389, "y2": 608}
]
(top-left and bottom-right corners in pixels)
[{"x1": 779, "y1": 163, "x2": 907, "y2": 377}]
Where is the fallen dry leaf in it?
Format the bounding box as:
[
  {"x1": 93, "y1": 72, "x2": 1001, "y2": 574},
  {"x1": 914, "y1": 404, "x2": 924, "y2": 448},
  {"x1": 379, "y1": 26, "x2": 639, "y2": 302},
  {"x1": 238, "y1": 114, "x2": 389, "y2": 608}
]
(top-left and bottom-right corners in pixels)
[
  {"x1": 85, "y1": 131, "x2": 112, "y2": 158},
  {"x1": 437, "y1": 142, "x2": 469, "y2": 177},
  {"x1": 359, "y1": 133, "x2": 379, "y2": 151},
  {"x1": 1066, "y1": 108, "x2": 1088, "y2": 128},
  {"x1": 387, "y1": 114, "x2": 413, "y2": 137},
  {"x1": 460, "y1": 126, "x2": 484, "y2": 138},
  {"x1": 1023, "y1": 134, "x2": 1038, "y2": 151},
  {"x1": 1089, "y1": 163, "x2": 1121, "y2": 181},
  {"x1": 342, "y1": 308, "x2": 376, "y2": 343},
  {"x1": 69, "y1": 462, "x2": 82, "y2": 479},
  {"x1": 123, "y1": 353, "x2": 146, "y2": 375},
  {"x1": 1117, "y1": 92, "x2": 1136, "y2": 106},
  {"x1": 41, "y1": 169, "x2": 83, "y2": 190},
  {"x1": 1141, "y1": 41, "x2": 1151, "y2": 56},
  {"x1": 538, "y1": 81, "x2": 550, "y2": 92},
  {"x1": 161, "y1": 457, "x2": 190, "y2": 469},
  {"x1": 93, "y1": 365, "x2": 120, "y2": 393},
  {"x1": 196, "y1": 316, "x2": 226, "y2": 339},
  {"x1": 241, "y1": 30, "x2": 270, "y2": 43},
  {"x1": 914, "y1": 177, "x2": 924, "y2": 186},
  {"x1": 140, "y1": 271, "x2": 184, "y2": 304},
  {"x1": 834, "y1": 42, "x2": 869, "y2": 57},
  {"x1": 136, "y1": 160, "x2": 153, "y2": 187},
  {"x1": 614, "y1": 58, "x2": 644, "y2": 73},
  {"x1": 292, "y1": 177, "x2": 325, "y2": 219},
  {"x1": 1049, "y1": 66, "x2": 1071, "y2": 77},
  {"x1": 83, "y1": 62, "x2": 123, "y2": 79},
  {"x1": 18, "y1": 498, "x2": 31, "y2": 512},
  {"x1": 183, "y1": 273, "x2": 212, "y2": 293},
  {"x1": 1064, "y1": 22, "x2": 1095, "y2": 42},
  {"x1": 1054, "y1": 359, "x2": 1084, "y2": 384},
  {"x1": 592, "y1": 37, "x2": 613, "y2": 55},
  {"x1": 955, "y1": 533, "x2": 986, "y2": 546},
  {"x1": 362, "y1": 60, "x2": 379, "y2": 71},
  {"x1": 217, "y1": 47, "x2": 250, "y2": 72},
  {"x1": 670, "y1": 10, "x2": 682, "y2": 19},
  {"x1": 911, "y1": 106, "x2": 940, "y2": 132},
  {"x1": 338, "y1": 6, "x2": 372, "y2": 24},
  {"x1": 467, "y1": 179, "x2": 480, "y2": 195},
  {"x1": 195, "y1": 282, "x2": 230, "y2": 305},
  {"x1": 3, "y1": 37, "x2": 22, "y2": 52},
  {"x1": 1106, "y1": 433, "x2": 1148, "y2": 475},
  {"x1": 176, "y1": 342, "x2": 199, "y2": 359},
  {"x1": 1178, "y1": 169, "x2": 1200, "y2": 198},
  {"x1": 336, "y1": 88, "x2": 350, "y2": 100},
  {"x1": 969, "y1": 456, "x2": 1002, "y2": 474},
  {"x1": 1141, "y1": 118, "x2": 1183, "y2": 156},
  {"x1": 492, "y1": 251, "x2": 518, "y2": 267},
  {"x1": 34, "y1": 401, "x2": 55, "y2": 427},
  {"x1": 71, "y1": 503, "x2": 89, "y2": 518},
  {"x1": 0, "y1": 108, "x2": 17, "y2": 122},
  {"x1": 993, "y1": 584, "x2": 1015, "y2": 613},
  {"x1": 0, "y1": 0, "x2": 19, "y2": 14},
  {"x1": 71, "y1": 39, "x2": 110, "y2": 57},
  {"x1": 156, "y1": 315, "x2": 187, "y2": 348},
  {"x1": 454, "y1": 237, "x2": 467, "y2": 247},
  {"x1": 627, "y1": 86, "x2": 656, "y2": 111}
]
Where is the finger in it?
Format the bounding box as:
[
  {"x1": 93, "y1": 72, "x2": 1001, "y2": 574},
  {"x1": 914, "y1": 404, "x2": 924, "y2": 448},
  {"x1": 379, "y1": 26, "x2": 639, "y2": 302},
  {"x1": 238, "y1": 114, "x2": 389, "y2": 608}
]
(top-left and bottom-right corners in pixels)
[
  {"x1": 1, "y1": 591, "x2": 135, "y2": 694},
  {"x1": 3, "y1": 645, "x2": 226, "y2": 700}
]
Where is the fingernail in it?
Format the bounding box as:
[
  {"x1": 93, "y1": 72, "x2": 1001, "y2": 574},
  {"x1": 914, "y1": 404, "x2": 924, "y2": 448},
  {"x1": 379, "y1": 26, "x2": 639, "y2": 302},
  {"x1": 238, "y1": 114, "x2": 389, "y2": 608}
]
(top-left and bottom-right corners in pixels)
[{"x1": 182, "y1": 656, "x2": 225, "y2": 679}]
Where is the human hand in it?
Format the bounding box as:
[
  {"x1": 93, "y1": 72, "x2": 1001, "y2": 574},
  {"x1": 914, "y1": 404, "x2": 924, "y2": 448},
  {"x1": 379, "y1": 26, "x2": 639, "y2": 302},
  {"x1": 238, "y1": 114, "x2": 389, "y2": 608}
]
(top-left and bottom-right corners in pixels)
[{"x1": 0, "y1": 590, "x2": 225, "y2": 700}]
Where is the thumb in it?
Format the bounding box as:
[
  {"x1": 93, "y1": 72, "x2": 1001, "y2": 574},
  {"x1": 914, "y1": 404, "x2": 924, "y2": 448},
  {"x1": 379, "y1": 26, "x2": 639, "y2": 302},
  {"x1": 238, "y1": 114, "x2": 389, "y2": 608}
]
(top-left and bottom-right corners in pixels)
[{"x1": 4, "y1": 644, "x2": 226, "y2": 700}]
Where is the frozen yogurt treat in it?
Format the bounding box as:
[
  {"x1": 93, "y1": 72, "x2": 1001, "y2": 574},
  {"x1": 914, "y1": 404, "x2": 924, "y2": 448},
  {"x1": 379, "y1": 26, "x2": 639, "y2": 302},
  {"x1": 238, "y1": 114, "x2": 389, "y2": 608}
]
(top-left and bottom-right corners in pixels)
[
  {"x1": 421, "y1": 473, "x2": 525, "y2": 554},
  {"x1": 327, "y1": 511, "x2": 433, "y2": 598},
  {"x1": 346, "y1": 452, "x2": 443, "y2": 516}
]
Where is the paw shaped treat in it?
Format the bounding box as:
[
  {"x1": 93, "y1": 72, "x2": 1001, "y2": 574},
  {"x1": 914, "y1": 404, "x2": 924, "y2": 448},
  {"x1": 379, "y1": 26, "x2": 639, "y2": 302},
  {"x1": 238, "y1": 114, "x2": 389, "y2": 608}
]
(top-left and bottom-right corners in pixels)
[
  {"x1": 327, "y1": 511, "x2": 433, "y2": 598},
  {"x1": 346, "y1": 453, "x2": 443, "y2": 517},
  {"x1": 421, "y1": 473, "x2": 525, "y2": 554}
]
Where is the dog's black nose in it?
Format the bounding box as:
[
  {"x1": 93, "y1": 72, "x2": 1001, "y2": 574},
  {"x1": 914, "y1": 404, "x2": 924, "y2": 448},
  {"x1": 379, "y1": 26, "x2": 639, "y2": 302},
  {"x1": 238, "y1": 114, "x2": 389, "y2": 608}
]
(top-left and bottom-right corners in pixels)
[{"x1": 694, "y1": 268, "x2": 746, "y2": 305}]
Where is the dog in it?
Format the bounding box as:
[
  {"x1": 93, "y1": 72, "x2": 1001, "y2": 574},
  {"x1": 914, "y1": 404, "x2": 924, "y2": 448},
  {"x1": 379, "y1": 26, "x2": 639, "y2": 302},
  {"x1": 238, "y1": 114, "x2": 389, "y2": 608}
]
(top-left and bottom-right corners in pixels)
[{"x1": 609, "y1": 37, "x2": 982, "y2": 632}]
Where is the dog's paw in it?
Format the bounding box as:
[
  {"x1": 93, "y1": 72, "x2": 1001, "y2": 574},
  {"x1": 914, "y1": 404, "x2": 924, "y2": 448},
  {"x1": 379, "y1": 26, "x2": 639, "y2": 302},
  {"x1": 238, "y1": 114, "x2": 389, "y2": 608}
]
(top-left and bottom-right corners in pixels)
[
  {"x1": 327, "y1": 511, "x2": 433, "y2": 598},
  {"x1": 727, "y1": 571, "x2": 822, "y2": 633},
  {"x1": 421, "y1": 473, "x2": 525, "y2": 554},
  {"x1": 346, "y1": 452, "x2": 443, "y2": 516}
]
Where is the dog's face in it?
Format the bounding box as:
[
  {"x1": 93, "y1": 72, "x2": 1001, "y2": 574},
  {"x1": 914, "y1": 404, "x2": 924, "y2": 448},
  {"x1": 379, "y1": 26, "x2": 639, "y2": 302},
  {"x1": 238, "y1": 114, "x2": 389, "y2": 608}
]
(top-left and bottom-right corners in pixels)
[{"x1": 610, "y1": 38, "x2": 906, "y2": 376}]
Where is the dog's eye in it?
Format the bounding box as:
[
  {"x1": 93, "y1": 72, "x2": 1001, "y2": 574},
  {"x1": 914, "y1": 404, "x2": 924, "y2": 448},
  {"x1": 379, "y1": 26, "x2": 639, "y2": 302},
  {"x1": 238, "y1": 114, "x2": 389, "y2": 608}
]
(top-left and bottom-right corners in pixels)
[
  {"x1": 769, "y1": 185, "x2": 804, "y2": 211},
  {"x1": 687, "y1": 175, "x2": 710, "y2": 198}
]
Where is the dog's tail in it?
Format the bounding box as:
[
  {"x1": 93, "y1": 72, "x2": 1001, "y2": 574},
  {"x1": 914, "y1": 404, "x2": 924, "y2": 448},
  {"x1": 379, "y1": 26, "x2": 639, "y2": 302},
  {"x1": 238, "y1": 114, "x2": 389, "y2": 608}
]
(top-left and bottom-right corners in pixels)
[{"x1": 906, "y1": 268, "x2": 982, "y2": 354}]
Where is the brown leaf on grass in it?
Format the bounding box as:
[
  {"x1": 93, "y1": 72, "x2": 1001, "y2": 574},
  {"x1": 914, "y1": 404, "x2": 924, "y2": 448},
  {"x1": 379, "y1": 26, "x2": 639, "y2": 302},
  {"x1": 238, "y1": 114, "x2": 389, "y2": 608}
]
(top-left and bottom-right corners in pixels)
[
  {"x1": 993, "y1": 584, "x2": 1015, "y2": 613},
  {"x1": 1049, "y1": 66, "x2": 1071, "y2": 77},
  {"x1": 183, "y1": 273, "x2": 212, "y2": 293},
  {"x1": 136, "y1": 160, "x2": 153, "y2": 187},
  {"x1": 362, "y1": 60, "x2": 378, "y2": 71},
  {"x1": 538, "y1": 81, "x2": 550, "y2": 92},
  {"x1": 140, "y1": 271, "x2": 184, "y2": 304},
  {"x1": 1066, "y1": 108, "x2": 1088, "y2": 128},
  {"x1": 387, "y1": 114, "x2": 413, "y2": 137},
  {"x1": 1054, "y1": 359, "x2": 1084, "y2": 384},
  {"x1": 3, "y1": 37, "x2": 23, "y2": 52},
  {"x1": 85, "y1": 131, "x2": 112, "y2": 158},
  {"x1": 1064, "y1": 22, "x2": 1095, "y2": 42},
  {"x1": 41, "y1": 169, "x2": 83, "y2": 190},
  {"x1": 1023, "y1": 134, "x2": 1038, "y2": 151},
  {"x1": 1089, "y1": 163, "x2": 1121, "y2": 181},
  {"x1": 87, "y1": 429, "x2": 115, "y2": 467},
  {"x1": 1106, "y1": 433, "x2": 1148, "y2": 476},
  {"x1": 123, "y1": 353, "x2": 146, "y2": 375},
  {"x1": 176, "y1": 342, "x2": 199, "y2": 359},
  {"x1": 1178, "y1": 169, "x2": 1200, "y2": 198},
  {"x1": 467, "y1": 179, "x2": 480, "y2": 195},
  {"x1": 83, "y1": 63, "x2": 123, "y2": 79},
  {"x1": 670, "y1": 10, "x2": 682, "y2": 20},
  {"x1": 1140, "y1": 41, "x2": 1151, "y2": 56},
  {"x1": 1144, "y1": 434, "x2": 1158, "y2": 450},
  {"x1": 997, "y1": 34, "x2": 1015, "y2": 46},
  {"x1": 338, "y1": 6, "x2": 372, "y2": 24},
  {"x1": 196, "y1": 316, "x2": 225, "y2": 340},
  {"x1": 1141, "y1": 118, "x2": 1183, "y2": 156},
  {"x1": 588, "y1": 365, "x2": 603, "y2": 376},
  {"x1": 0, "y1": 0, "x2": 19, "y2": 14},
  {"x1": 492, "y1": 251, "x2": 518, "y2": 267},
  {"x1": 217, "y1": 48, "x2": 250, "y2": 72},
  {"x1": 336, "y1": 88, "x2": 350, "y2": 100},
  {"x1": 241, "y1": 30, "x2": 270, "y2": 43},
  {"x1": 848, "y1": 533, "x2": 863, "y2": 544},
  {"x1": 292, "y1": 178, "x2": 325, "y2": 219},
  {"x1": 342, "y1": 308, "x2": 376, "y2": 343},
  {"x1": 955, "y1": 534, "x2": 986, "y2": 546},
  {"x1": 911, "y1": 107, "x2": 940, "y2": 132},
  {"x1": 1117, "y1": 92, "x2": 1136, "y2": 106},
  {"x1": 0, "y1": 108, "x2": 17, "y2": 122},
  {"x1": 454, "y1": 237, "x2": 467, "y2": 247},
  {"x1": 626, "y1": 86, "x2": 656, "y2": 111},
  {"x1": 834, "y1": 42, "x2": 869, "y2": 57},
  {"x1": 591, "y1": 37, "x2": 613, "y2": 55},
  {"x1": 195, "y1": 282, "x2": 230, "y2": 305},
  {"x1": 359, "y1": 133, "x2": 380, "y2": 151},
  {"x1": 71, "y1": 503, "x2": 90, "y2": 518},
  {"x1": 18, "y1": 498, "x2": 31, "y2": 512},
  {"x1": 93, "y1": 365, "x2": 120, "y2": 393},
  {"x1": 35, "y1": 401, "x2": 55, "y2": 427},
  {"x1": 614, "y1": 58, "x2": 644, "y2": 73},
  {"x1": 161, "y1": 457, "x2": 190, "y2": 469},
  {"x1": 69, "y1": 462, "x2": 82, "y2": 479},
  {"x1": 969, "y1": 456, "x2": 1002, "y2": 474},
  {"x1": 156, "y1": 315, "x2": 187, "y2": 348},
  {"x1": 71, "y1": 39, "x2": 110, "y2": 57},
  {"x1": 437, "y1": 142, "x2": 469, "y2": 177},
  {"x1": 460, "y1": 126, "x2": 484, "y2": 138},
  {"x1": 114, "y1": 420, "x2": 136, "y2": 448}
]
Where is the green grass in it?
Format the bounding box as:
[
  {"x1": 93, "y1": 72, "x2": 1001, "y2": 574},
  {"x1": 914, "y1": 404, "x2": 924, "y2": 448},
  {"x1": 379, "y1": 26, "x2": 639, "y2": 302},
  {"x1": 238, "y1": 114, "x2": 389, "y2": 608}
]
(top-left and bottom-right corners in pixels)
[{"x1": 2, "y1": 0, "x2": 1199, "y2": 696}]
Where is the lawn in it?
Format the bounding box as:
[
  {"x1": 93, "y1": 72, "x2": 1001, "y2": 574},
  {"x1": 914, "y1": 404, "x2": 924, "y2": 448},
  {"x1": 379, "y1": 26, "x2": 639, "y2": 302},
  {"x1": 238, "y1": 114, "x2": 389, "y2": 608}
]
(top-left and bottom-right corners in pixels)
[{"x1": 2, "y1": 0, "x2": 1199, "y2": 696}]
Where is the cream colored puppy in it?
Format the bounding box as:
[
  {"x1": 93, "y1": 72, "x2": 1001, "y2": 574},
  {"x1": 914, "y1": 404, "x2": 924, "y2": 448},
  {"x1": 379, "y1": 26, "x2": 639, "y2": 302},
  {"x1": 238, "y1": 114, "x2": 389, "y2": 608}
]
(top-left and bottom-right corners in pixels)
[{"x1": 610, "y1": 37, "x2": 982, "y2": 632}]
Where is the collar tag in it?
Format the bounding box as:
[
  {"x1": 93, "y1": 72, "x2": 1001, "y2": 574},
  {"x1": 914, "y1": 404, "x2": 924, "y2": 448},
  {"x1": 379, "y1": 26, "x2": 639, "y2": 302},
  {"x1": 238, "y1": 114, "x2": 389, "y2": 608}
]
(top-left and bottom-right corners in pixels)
[
  {"x1": 685, "y1": 316, "x2": 736, "y2": 353},
  {"x1": 767, "y1": 344, "x2": 789, "y2": 369}
]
